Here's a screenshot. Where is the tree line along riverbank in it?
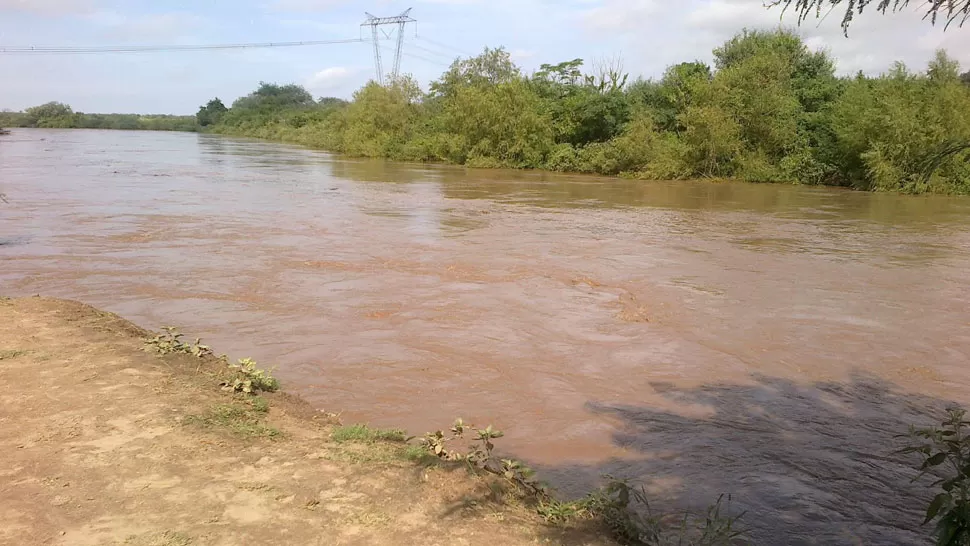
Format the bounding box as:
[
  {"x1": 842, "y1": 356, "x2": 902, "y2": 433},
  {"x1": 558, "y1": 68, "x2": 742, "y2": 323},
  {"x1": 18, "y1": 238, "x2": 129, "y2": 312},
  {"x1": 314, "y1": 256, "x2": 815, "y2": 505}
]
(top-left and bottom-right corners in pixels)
[{"x1": 4, "y1": 28, "x2": 970, "y2": 194}]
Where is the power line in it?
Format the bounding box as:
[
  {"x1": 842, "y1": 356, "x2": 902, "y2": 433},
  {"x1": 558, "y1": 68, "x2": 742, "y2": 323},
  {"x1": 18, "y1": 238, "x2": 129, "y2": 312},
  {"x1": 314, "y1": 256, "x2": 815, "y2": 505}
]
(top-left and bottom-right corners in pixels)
[
  {"x1": 414, "y1": 35, "x2": 471, "y2": 58},
  {"x1": 376, "y1": 43, "x2": 451, "y2": 69},
  {"x1": 0, "y1": 38, "x2": 366, "y2": 55},
  {"x1": 408, "y1": 42, "x2": 457, "y2": 62}
]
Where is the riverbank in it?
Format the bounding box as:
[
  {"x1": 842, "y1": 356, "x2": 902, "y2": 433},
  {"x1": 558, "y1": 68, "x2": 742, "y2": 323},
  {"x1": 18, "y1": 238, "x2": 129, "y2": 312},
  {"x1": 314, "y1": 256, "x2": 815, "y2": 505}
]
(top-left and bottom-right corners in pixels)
[
  {"x1": 0, "y1": 296, "x2": 614, "y2": 545},
  {"x1": 205, "y1": 31, "x2": 970, "y2": 195}
]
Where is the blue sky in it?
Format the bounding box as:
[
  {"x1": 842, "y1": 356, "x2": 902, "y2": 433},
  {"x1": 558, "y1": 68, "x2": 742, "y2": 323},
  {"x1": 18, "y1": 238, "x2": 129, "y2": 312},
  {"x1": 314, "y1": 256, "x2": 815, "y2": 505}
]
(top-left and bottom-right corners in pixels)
[{"x1": 1, "y1": 0, "x2": 968, "y2": 114}]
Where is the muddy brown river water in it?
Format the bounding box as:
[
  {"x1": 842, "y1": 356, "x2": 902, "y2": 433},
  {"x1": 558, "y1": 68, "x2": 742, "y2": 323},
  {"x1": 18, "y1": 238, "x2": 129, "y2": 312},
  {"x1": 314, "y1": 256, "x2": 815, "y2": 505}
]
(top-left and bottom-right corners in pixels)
[{"x1": 3, "y1": 129, "x2": 970, "y2": 544}]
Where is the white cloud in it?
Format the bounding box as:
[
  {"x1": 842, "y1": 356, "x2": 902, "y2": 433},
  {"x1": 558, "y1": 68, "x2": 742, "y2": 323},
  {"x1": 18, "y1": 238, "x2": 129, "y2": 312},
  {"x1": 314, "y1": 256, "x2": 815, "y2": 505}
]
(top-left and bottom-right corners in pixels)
[
  {"x1": 581, "y1": 0, "x2": 661, "y2": 34},
  {"x1": 268, "y1": 0, "x2": 345, "y2": 12},
  {"x1": 577, "y1": 0, "x2": 970, "y2": 77},
  {"x1": 306, "y1": 66, "x2": 356, "y2": 95},
  {"x1": 269, "y1": 0, "x2": 394, "y2": 12},
  {"x1": 0, "y1": 0, "x2": 95, "y2": 16},
  {"x1": 85, "y1": 11, "x2": 203, "y2": 41}
]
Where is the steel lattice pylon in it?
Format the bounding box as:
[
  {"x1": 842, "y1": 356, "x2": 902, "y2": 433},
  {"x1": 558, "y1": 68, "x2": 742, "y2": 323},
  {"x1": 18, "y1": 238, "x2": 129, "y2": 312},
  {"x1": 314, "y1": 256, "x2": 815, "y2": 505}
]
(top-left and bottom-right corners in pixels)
[{"x1": 361, "y1": 8, "x2": 415, "y2": 85}]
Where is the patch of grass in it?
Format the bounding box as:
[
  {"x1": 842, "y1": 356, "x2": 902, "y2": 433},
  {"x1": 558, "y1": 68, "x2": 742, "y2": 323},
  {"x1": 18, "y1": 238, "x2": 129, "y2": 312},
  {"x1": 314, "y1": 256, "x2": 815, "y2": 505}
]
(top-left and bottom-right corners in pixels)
[
  {"x1": 0, "y1": 349, "x2": 28, "y2": 361},
  {"x1": 250, "y1": 395, "x2": 269, "y2": 413},
  {"x1": 331, "y1": 424, "x2": 408, "y2": 444},
  {"x1": 319, "y1": 441, "x2": 433, "y2": 465},
  {"x1": 184, "y1": 398, "x2": 279, "y2": 438},
  {"x1": 403, "y1": 444, "x2": 440, "y2": 465}
]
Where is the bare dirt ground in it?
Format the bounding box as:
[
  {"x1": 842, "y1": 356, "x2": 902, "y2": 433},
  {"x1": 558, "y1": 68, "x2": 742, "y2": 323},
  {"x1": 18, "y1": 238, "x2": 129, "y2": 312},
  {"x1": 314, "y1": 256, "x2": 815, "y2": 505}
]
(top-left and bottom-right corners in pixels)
[{"x1": 0, "y1": 296, "x2": 611, "y2": 546}]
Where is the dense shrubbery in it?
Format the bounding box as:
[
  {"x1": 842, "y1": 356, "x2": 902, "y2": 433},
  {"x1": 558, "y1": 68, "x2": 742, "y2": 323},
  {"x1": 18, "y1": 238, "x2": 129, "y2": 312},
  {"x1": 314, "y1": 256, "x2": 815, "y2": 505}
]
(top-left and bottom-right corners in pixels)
[
  {"x1": 0, "y1": 101, "x2": 198, "y2": 132},
  {"x1": 211, "y1": 29, "x2": 970, "y2": 195}
]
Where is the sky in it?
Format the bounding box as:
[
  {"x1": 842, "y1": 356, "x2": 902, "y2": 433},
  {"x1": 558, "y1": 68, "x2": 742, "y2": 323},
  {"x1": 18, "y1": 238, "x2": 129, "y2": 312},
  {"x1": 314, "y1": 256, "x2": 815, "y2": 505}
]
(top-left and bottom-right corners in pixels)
[{"x1": 1, "y1": 0, "x2": 969, "y2": 114}]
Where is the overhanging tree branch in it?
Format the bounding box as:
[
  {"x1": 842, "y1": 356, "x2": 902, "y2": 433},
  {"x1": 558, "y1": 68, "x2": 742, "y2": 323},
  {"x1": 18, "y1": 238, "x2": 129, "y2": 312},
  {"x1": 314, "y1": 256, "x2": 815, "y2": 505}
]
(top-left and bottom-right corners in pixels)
[{"x1": 769, "y1": 0, "x2": 970, "y2": 34}]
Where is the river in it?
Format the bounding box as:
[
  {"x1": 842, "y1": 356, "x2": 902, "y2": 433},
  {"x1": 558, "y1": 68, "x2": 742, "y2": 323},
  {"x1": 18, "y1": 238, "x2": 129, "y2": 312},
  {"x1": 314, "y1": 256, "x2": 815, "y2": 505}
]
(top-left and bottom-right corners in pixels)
[{"x1": 3, "y1": 128, "x2": 970, "y2": 545}]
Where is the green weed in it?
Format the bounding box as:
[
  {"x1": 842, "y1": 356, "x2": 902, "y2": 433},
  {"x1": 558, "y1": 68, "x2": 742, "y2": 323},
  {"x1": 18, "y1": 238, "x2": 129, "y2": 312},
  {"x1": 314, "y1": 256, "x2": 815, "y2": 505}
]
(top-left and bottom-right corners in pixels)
[
  {"x1": 144, "y1": 327, "x2": 212, "y2": 358},
  {"x1": 220, "y1": 357, "x2": 279, "y2": 394},
  {"x1": 331, "y1": 424, "x2": 408, "y2": 444},
  {"x1": 417, "y1": 419, "x2": 745, "y2": 545},
  {"x1": 899, "y1": 408, "x2": 970, "y2": 546}
]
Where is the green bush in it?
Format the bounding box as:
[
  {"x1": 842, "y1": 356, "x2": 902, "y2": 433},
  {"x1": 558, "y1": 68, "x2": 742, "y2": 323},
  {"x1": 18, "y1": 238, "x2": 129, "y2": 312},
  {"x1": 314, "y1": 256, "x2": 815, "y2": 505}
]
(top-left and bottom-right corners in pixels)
[
  {"x1": 194, "y1": 31, "x2": 970, "y2": 195},
  {"x1": 900, "y1": 408, "x2": 970, "y2": 546}
]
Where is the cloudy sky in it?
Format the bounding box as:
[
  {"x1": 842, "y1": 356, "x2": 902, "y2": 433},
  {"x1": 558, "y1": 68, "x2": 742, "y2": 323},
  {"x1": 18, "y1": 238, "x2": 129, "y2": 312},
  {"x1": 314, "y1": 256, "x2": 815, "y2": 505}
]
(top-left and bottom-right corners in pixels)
[{"x1": 1, "y1": 0, "x2": 968, "y2": 114}]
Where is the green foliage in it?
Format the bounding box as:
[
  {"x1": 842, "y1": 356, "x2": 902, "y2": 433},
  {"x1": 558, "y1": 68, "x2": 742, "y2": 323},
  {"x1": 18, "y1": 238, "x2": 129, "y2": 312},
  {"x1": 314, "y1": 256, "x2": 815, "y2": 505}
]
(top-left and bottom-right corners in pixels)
[
  {"x1": 333, "y1": 77, "x2": 425, "y2": 159},
  {"x1": 430, "y1": 47, "x2": 521, "y2": 97},
  {"x1": 831, "y1": 52, "x2": 970, "y2": 193},
  {"x1": 4, "y1": 102, "x2": 198, "y2": 132},
  {"x1": 435, "y1": 76, "x2": 554, "y2": 168},
  {"x1": 330, "y1": 424, "x2": 409, "y2": 444},
  {"x1": 221, "y1": 357, "x2": 280, "y2": 394},
  {"x1": 206, "y1": 30, "x2": 970, "y2": 194},
  {"x1": 418, "y1": 419, "x2": 543, "y2": 496},
  {"x1": 25, "y1": 102, "x2": 75, "y2": 128},
  {"x1": 541, "y1": 483, "x2": 745, "y2": 546},
  {"x1": 899, "y1": 408, "x2": 970, "y2": 546},
  {"x1": 196, "y1": 98, "x2": 228, "y2": 127},
  {"x1": 145, "y1": 327, "x2": 213, "y2": 358},
  {"x1": 416, "y1": 418, "x2": 745, "y2": 545}
]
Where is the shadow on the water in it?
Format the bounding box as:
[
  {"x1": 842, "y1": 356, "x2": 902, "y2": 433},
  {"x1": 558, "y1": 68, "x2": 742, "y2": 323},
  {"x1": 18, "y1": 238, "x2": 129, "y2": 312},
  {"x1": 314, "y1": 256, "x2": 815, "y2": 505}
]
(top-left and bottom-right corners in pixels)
[
  {"x1": 0, "y1": 235, "x2": 29, "y2": 247},
  {"x1": 521, "y1": 372, "x2": 953, "y2": 546}
]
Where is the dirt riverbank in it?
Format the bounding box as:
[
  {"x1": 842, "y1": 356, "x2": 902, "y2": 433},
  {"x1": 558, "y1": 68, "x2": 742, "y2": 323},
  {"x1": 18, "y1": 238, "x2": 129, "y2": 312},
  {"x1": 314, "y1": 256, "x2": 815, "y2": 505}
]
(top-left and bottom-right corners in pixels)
[{"x1": 0, "y1": 296, "x2": 612, "y2": 546}]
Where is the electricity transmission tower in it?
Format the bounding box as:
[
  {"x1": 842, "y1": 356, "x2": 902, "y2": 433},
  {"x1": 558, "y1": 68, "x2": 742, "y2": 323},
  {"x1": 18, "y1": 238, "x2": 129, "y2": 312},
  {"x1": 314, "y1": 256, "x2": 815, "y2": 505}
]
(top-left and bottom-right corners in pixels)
[{"x1": 361, "y1": 8, "x2": 415, "y2": 85}]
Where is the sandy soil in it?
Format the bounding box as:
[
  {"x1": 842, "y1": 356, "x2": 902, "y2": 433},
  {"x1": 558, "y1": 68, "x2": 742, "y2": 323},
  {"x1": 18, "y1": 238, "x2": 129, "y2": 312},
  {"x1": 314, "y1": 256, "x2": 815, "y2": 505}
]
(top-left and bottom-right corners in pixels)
[{"x1": 0, "y1": 296, "x2": 610, "y2": 546}]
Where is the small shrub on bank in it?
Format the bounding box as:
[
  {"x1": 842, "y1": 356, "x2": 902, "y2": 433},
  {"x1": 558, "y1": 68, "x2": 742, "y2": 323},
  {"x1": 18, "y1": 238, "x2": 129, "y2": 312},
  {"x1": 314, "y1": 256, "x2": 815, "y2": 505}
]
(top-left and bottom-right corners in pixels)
[
  {"x1": 221, "y1": 357, "x2": 279, "y2": 394},
  {"x1": 145, "y1": 326, "x2": 212, "y2": 358},
  {"x1": 899, "y1": 408, "x2": 970, "y2": 546},
  {"x1": 417, "y1": 418, "x2": 745, "y2": 545}
]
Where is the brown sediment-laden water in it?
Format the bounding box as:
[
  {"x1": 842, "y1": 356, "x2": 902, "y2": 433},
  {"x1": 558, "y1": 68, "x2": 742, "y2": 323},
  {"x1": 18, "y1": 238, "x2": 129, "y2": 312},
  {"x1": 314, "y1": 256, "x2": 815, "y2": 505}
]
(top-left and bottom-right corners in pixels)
[{"x1": 3, "y1": 128, "x2": 970, "y2": 544}]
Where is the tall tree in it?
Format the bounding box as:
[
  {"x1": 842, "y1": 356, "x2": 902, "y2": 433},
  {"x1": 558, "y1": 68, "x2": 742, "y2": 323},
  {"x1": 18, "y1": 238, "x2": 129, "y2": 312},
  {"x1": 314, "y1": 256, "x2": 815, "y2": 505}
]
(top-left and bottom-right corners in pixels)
[{"x1": 196, "y1": 98, "x2": 228, "y2": 127}]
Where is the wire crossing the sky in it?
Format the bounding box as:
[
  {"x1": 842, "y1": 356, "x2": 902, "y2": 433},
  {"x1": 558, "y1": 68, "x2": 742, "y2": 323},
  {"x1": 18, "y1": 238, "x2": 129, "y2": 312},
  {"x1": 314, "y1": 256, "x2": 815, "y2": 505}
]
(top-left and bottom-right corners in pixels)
[{"x1": 0, "y1": 38, "x2": 367, "y2": 55}]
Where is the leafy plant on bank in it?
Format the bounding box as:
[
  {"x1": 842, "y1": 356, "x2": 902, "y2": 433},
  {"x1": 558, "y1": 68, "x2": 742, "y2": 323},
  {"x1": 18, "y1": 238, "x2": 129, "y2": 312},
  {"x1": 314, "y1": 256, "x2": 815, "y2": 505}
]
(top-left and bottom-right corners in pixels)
[
  {"x1": 899, "y1": 408, "x2": 970, "y2": 546},
  {"x1": 220, "y1": 357, "x2": 280, "y2": 394},
  {"x1": 144, "y1": 326, "x2": 213, "y2": 358},
  {"x1": 145, "y1": 327, "x2": 278, "y2": 395},
  {"x1": 418, "y1": 418, "x2": 745, "y2": 545}
]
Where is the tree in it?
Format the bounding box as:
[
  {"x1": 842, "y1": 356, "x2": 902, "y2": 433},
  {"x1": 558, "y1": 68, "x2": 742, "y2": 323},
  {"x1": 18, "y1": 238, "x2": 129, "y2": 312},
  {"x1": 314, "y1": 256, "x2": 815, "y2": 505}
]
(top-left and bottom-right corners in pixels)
[
  {"x1": 24, "y1": 102, "x2": 76, "y2": 128},
  {"x1": 830, "y1": 50, "x2": 970, "y2": 192},
  {"x1": 771, "y1": 0, "x2": 970, "y2": 34},
  {"x1": 429, "y1": 47, "x2": 520, "y2": 98},
  {"x1": 652, "y1": 62, "x2": 714, "y2": 132},
  {"x1": 532, "y1": 58, "x2": 631, "y2": 145},
  {"x1": 196, "y1": 98, "x2": 228, "y2": 127},
  {"x1": 317, "y1": 97, "x2": 349, "y2": 108},
  {"x1": 335, "y1": 76, "x2": 424, "y2": 159}
]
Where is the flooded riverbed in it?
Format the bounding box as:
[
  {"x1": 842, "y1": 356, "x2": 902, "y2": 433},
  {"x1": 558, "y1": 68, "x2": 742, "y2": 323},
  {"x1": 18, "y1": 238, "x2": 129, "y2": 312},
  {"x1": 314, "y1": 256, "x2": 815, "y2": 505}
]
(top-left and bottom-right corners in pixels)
[{"x1": 3, "y1": 129, "x2": 970, "y2": 544}]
